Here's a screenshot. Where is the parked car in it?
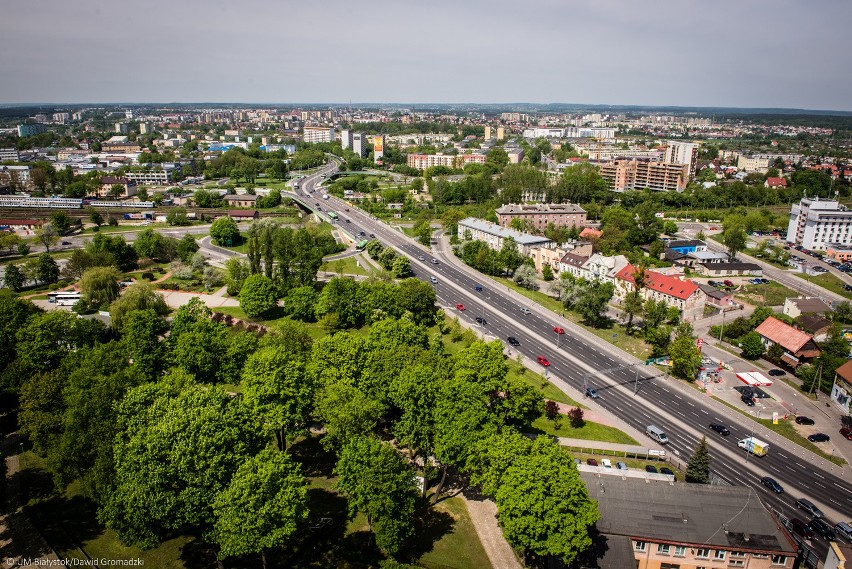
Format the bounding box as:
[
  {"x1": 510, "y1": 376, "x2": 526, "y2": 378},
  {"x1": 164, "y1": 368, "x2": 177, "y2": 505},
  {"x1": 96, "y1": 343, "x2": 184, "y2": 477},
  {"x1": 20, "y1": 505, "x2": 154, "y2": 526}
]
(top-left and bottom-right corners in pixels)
[
  {"x1": 795, "y1": 498, "x2": 824, "y2": 518},
  {"x1": 455, "y1": 303, "x2": 465, "y2": 311},
  {"x1": 659, "y1": 467, "x2": 675, "y2": 476},
  {"x1": 768, "y1": 369, "x2": 786, "y2": 376},
  {"x1": 61, "y1": 240, "x2": 72, "y2": 245},
  {"x1": 795, "y1": 416, "x2": 815, "y2": 425},
  {"x1": 586, "y1": 458, "x2": 598, "y2": 466},
  {"x1": 808, "y1": 433, "x2": 830, "y2": 442},
  {"x1": 506, "y1": 336, "x2": 520, "y2": 347},
  {"x1": 709, "y1": 423, "x2": 730, "y2": 436},
  {"x1": 723, "y1": 280, "x2": 734, "y2": 287},
  {"x1": 761, "y1": 476, "x2": 784, "y2": 493},
  {"x1": 840, "y1": 427, "x2": 852, "y2": 440},
  {"x1": 741, "y1": 394, "x2": 756, "y2": 407},
  {"x1": 585, "y1": 387, "x2": 600, "y2": 399},
  {"x1": 809, "y1": 518, "x2": 836, "y2": 540},
  {"x1": 537, "y1": 355, "x2": 550, "y2": 367},
  {"x1": 790, "y1": 518, "x2": 814, "y2": 540},
  {"x1": 601, "y1": 459, "x2": 612, "y2": 468},
  {"x1": 616, "y1": 461, "x2": 628, "y2": 470},
  {"x1": 644, "y1": 465, "x2": 658, "y2": 473}
]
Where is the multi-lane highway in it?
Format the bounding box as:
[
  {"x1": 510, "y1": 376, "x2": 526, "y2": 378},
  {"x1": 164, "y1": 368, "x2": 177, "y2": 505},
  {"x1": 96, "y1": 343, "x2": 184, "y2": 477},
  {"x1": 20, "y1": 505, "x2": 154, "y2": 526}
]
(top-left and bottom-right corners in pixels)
[{"x1": 288, "y1": 161, "x2": 852, "y2": 551}]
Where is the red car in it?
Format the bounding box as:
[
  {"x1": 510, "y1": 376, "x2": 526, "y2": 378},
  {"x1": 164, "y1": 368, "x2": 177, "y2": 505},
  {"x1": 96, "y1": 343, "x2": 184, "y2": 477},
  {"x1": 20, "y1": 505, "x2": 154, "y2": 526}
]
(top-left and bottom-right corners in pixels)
[
  {"x1": 723, "y1": 280, "x2": 734, "y2": 287},
  {"x1": 553, "y1": 326, "x2": 565, "y2": 334},
  {"x1": 537, "y1": 355, "x2": 550, "y2": 367},
  {"x1": 841, "y1": 427, "x2": 852, "y2": 440},
  {"x1": 455, "y1": 303, "x2": 465, "y2": 311}
]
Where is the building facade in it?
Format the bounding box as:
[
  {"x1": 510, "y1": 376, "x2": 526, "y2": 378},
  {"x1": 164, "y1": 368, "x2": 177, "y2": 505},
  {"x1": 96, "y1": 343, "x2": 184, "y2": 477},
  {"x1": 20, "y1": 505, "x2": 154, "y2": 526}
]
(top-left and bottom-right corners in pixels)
[
  {"x1": 302, "y1": 126, "x2": 335, "y2": 144},
  {"x1": 615, "y1": 264, "x2": 706, "y2": 322},
  {"x1": 457, "y1": 217, "x2": 553, "y2": 256},
  {"x1": 407, "y1": 153, "x2": 487, "y2": 171},
  {"x1": 124, "y1": 170, "x2": 173, "y2": 185},
  {"x1": 352, "y1": 132, "x2": 368, "y2": 157},
  {"x1": 664, "y1": 140, "x2": 699, "y2": 176},
  {"x1": 598, "y1": 160, "x2": 689, "y2": 192},
  {"x1": 786, "y1": 197, "x2": 852, "y2": 251},
  {"x1": 17, "y1": 124, "x2": 46, "y2": 137},
  {"x1": 495, "y1": 203, "x2": 587, "y2": 230},
  {"x1": 738, "y1": 156, "x2": 771, "y2": 173}
]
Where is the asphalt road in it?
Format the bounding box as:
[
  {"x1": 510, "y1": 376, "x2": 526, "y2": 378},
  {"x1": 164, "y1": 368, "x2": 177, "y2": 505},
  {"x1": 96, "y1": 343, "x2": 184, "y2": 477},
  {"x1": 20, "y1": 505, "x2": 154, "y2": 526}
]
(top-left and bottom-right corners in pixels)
[{"x1": 284, "y1": 166, "x2": 852, "y2": 554}]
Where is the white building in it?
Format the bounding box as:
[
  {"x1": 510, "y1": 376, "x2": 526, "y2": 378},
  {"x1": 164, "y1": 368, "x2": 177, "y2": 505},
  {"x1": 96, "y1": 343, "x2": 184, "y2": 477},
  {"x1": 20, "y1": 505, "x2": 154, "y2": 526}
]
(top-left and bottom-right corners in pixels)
[
  {"x1": 352, "y1": 132, "x2": 368, "y2": 157},
  {"x1": 0, "y1": 148, "x2": 20, "y2": 161},
  {"x1": 340, "y1": 129, "x2": 352, "y2": 150},
  {"x1": 457, "y1": 217, "x2": 553, "y2": 256},
  {"x1": 664, "y1": 140, "x2": 699, "y2": 176},
  {"x1": 786, "y1": 197, "x2": 852, "y2": 251},
  {"x1": 303, "y1": 126, "x2": 335, "y2": 144},
  {"x1": 407, "y1": 153, "x2": 486, "y2": 171},
  {"x1": 522, "y1": 127, "x2": 565, "y2": 139},
  {"x1": 737, "y1": 156, "x2": 770, "y2": 174},
  {"x1": 124, "y1": 170, "x2": 173, "y2": 185},
  {"x1": 565, "y1": 127, "x2": 616, "y2": 139},
  {"x1": 373, "y1": 134, "x2": 385, "y2": 164}
]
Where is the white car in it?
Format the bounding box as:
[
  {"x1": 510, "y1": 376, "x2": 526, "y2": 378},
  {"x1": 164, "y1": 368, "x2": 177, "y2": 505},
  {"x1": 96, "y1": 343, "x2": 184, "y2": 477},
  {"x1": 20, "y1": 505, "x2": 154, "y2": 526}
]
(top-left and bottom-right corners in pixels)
[
  {"x1": 430, "y1": 276, "x2": 438, "y2": 284},
  {"x1": 520, "y1": 307, "x2": 532, "y2": 315},
  {"x1": 601, "y1": 459, "x2": 612, "y2": 469}
]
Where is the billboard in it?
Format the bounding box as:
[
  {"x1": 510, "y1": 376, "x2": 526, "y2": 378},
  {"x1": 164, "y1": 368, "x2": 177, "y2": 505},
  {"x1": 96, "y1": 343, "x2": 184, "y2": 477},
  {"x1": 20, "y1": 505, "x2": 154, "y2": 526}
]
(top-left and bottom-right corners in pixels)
[{"x1": 373, "y1": 135, "x2": 384, "y2": 154}]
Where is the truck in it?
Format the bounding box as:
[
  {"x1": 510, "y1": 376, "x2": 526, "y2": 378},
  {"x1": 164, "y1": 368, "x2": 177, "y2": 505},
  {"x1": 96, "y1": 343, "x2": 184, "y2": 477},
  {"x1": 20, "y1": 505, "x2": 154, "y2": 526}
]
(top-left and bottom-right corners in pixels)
[{"x1": 738, "y1": 437, "x2": 769, "y2": 457}]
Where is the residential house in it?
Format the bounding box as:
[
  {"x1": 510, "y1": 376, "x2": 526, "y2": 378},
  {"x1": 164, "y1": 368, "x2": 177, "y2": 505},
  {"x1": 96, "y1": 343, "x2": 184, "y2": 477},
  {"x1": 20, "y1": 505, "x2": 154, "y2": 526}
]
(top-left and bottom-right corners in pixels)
[
  {"x1": 697, "y1": 283, "x2": 736, "y2": 308},
  {"x1": 754, "y1": 317, "x2": 821, "y2": 368},
  {"x1": 579, "y1": 227, "x2": 602, "y2": 240},
  {"x1": 698, "y1": 261, "x2": 763, "y2": 276},
  {"x1": 615, "y1": 264, "x2": 706, "y2": 322},
  {"x1": 765, "y1": 177, "x2": 788, "y2": 189},
  {"x1": 825, "y1": 542, "x2": 852, "y2": 569},
  {"x1": 578, "y1": 471, "x2": 797, "y2": 569},
  {"x1": 559, "y1": 252, "x2": 591, "y2": 280},
  {"x1": 831, "y1": 359, "x2": 852, "y2": 415},
  {"x1": 531, "y1": 241, "x2": 593, "y2": 275},
  {"x1": 225, "y1": 210, "x2": 259, "y2": 221},
  {"x1": 666, "y1": 239, "x2": 707, "y2": 255},
  {"x1": 223, "y1": 194, "x2": 259, "y2": 208},
  {"x1": 584, "y1": 253, "x2": 630, "y2": 285},
  {"x1": 98, "y1": 176, "x2": 137, "y2": 198},
  {"x1": 0, "y1": 218, "x2": 45, "y2": 233},
  {"x1": 783, "y1": 297, "x2": 832, "y2": 319},
  {"x1": 795, "y1": 314, "x2": 832, "y2": 342}
]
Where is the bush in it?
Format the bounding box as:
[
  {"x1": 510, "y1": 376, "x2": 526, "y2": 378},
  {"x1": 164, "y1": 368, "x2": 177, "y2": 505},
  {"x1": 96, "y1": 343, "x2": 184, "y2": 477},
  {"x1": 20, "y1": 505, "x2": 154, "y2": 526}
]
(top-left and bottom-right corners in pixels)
[
  {"x1": 545, "y1": 400, "x2": 559, "y2": 420},
  {"x1": 141, "y1": 272, "x2": 155, "y2": 281},
  {"x1": 567, "y1": 407, "x2": 585, "y2": 428},
  {"x1": 239, "y1": 274, "x2": 278, "y2": 318}
]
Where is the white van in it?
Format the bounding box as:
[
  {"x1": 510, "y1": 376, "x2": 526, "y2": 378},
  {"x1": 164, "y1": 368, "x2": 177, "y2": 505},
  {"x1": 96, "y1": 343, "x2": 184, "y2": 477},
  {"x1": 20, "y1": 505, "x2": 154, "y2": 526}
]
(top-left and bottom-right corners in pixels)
[{"x1": 646, "y1": 425, "x2": 669, "y2": 445}]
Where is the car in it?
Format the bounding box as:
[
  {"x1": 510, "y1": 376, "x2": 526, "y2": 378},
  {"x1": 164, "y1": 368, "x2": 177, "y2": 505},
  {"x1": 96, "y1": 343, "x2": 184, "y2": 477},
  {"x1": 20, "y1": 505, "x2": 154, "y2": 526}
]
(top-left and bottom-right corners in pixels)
[
  {"x1": 601, "y1": 459, "x2": 612, "y2": 468},
  {"x1": 369, "y1": 233, "x2": 375, "y2": 238},
  {"x1": 474, "y1": 284, "x2": 483, "y2": 292},
  {"x1": 840, "y1": 427, "x2": 852, "y2": 440},
  {"x1": 846, "y1": 284, "x2": 852, "y2": 292},
  {"x1": 418, "y1": 255, "x2": 425, "y2": 261},
  {"x1": 760, "y1": 476, "x2": 784, "y2": 493},
  {"x1": 741, "y1": 394, "x2": 755, "y2": 407},
  {"x1": 345, "y1": 219, "x2": 350, "y2": 223},
  {"x1": 795, "y1": 416, "x2": 815, "y2": 425},
  {"x1": 553, "y1": 326, "x2": 565, "y2": 334},
  {"x1": 586, "y1": 458, "x2": 598, "y2": 466},
  {"x1": 808, "y1": 433, "x2": 830, "y2": 442},
  {"x1": 574, "y1": 458, "x2": 581, "y2": 465},
  {"x1": 537, "y1": 356, "x2": 550, "y2": 367},
  {"x1": 506, "y1": 336, "x2": 520, "y2": 347},
  {"x1": 520, "y1": 307, "x2": 531, "y2": 315},
  {"x1": 475, "y1": 317, "x2": 487, "y2": 325},
  {"x1": 616, "y1": 461, "x2": 627, "y2": 470},
  {"x1": 723, "y1": 280, "x2": 734, "y2": 287},
  {"x1": 659, "y1": 467, "x2": 674, "y2": 476},
  {"x1": 585, "y1": 387, "x2": 600, "y2": 399},
  {"x1": 768, "y1": 369, "x2": 786, "y2": 376},
  {"x1": 809, "y1": 518, "x2": 836, "y2": 540},
  {"x1": 430, "y1": 276, "x2": 438, "y2": 284},
  {"x1": 709, "y1": 423, "x2": 730, "y2": 436},
  {"x1": 431, "y1": 258, "x2": 439, "y2": 264},
  {"x1": 790, "y1": 518, "x2": 814, "y2": 540},
  {"x1": 835, "y1": 521, "x2": 852, "y2": 540},
  {"x1": 644, "y1": 465, "x2": 658, "y2": 473},
  {"x1": 316, "y1": 206, "x2": 322, "y2": 211},
  {"x1": 795, "y1": 498, "x2": 824, "y2": 519},
  {"x1": 61, "y1": 240, "x2": 71, "y2": 245},
  {"x1": 344, "y1": 208, "x2": 349, "y2": 212},
  {"x1": 455, "y1": 304, "x2": 465, "y2": 311}
]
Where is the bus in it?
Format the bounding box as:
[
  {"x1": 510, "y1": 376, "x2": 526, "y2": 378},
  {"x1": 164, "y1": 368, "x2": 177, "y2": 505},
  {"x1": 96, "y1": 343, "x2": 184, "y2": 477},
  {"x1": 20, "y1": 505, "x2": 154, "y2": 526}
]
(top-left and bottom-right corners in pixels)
[
  {"x1": 355, "y1": 240, "x2": 368, "y2": 251},
  {"x1": 327, "y1": 211, "x2": 338, "y2": 221},
  {"x1": 48, "y1": 291, "x2": 81, "y2": 306}
]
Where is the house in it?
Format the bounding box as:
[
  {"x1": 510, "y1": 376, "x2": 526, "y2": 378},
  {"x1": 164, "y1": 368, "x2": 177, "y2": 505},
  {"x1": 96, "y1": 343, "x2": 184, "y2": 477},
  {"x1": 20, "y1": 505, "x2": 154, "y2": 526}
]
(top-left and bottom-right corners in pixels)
[
  {"x1": 698, "y1": 261, "x2": 763, "y2": 276},
  {"x1": 531, "y1": 241, "x2": 593, "y2": 275},
  {"x1": 783, "y1": 297, "x2": 832, "y2": 319},
  {"x1": 225, "y1": 210, "x2": 259, "y2": 221},
  {"x1": 99, "y1": 176, "x2": 137, "y2": 198},
  {"x1": 0, "y1": 218, "x2": 45, "y2": 233},
  {"x1": 577, "y1": 471, "x2": 797, "y2": 569},
  {"x1": 697, "y1": 283, "x2": 736, "y2": 308},
  {"x1": 667, "y1": 239, "x2": 707, "y2": 255},
  {"x1": 584, "y1": 253, "x2": 630, "y2": 285},
  {"x1": 223, "y1": 194, "x2": 258, "y2": 208},
  {"x1": 559, "y1": 252, "x2": 591, "y2": 280},
  {"x1": 831, "y1": 359, "x2": 852, "y2": 415},
  {"x1": 615, "y1": 264, "x2": 707, "y2": 322},
  {"x1": 765, "y1": 177, "x2": 788, "y2": 188},
  {"x1": 754, "y1": 317, "x2": 821, "y2": 368},
  {"x1": 579, "y1": 227, "x2": 602, "y2": 240},
  {"x1": 795, "y1": 314, "x2": 832, "y2": 342},
  {"x1": 825, "y1": 542, "x2": 852, "y2": 569}
]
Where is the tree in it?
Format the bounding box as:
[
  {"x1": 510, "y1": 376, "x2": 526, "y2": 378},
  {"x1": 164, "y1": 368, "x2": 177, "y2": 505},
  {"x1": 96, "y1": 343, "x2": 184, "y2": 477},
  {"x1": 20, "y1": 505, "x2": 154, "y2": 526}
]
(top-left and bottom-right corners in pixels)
[
  {"x1": 335, "y1": 436, "x2": 417, "y2": 556},
  {"x1": 15, "y1": 310, "x2": 105, "y2": 373},
  {"x1": 166, "y1": 207, "x2": 191, "y2": 226},
  {"x1": 35, "y1": 223, "x2": 59, "y2": 252},
  {"x1": 391, "y1": 255, "x2": 411, "y2": 278},
  {"x1": 50, "y1": 211, "x2": 73, "y2": 235},
  {"x1": 88, "y1": 207, "x2": 103, "y2": 233},
  {"x1": 574, "y1": 281, "x2": 614, "y2": 326},
  {"x1": 669, "y1": 322, "x2": 701, "y2": 380},
  {"x1": 723, "y1": 226, "x2": 747, "y2": 260},
  {"x1": 284, "y1": 285, "x2": 318, "y2": 322},
  {"x1": 685, "y1": 436, "x2": 711, "y2": 484},
  {"x1": 740, "y1": 331, "x2": 765, "y2": 359},
  {"x1": 0, "y1": 290, "x2": 41, "y2": 376},
  {"x1": 101, "y1": 384, "x2": 266, "y2": 548},
  {"x1": 224, "y1": 257, "x2": 251, "y2": 296},
  {"x1": 132, "y1": 228, "x2": 165, "y2": 260},
  {"x1": 513, "y1": 264, "x2": 538, "y2": 289},
  {"x1": 242, "y1": 347, "x2": 313, "y2": 451},
  {"x1": 3, "y1": 263, "x2": 25, "y2": 291},
  {"x1": 624, "y1": 266, "x2": 646, "y2": 331},
  {"x1": 542, "y1": 264, "x2": 553, "y2": 281},
  {"x1": 314, "y1": 382, "x2": 384, "y2": 450},
  {"x1": 663, "y1": 220, "x2": 678, "y2": 235},
  {"x1": 239, "y1": 274, "x2": 278, "y2": 318},
  {"x1": 212, "y1": 449, "x2": 308, "y2": 567},
  {"x1": 108, "y1": 284, "x2": 169, "y2": 333},
  {"x1": 210, "y1": 216, "x2": 240, "y2": 245},
  {"x1": 36, "y1": 252, "x2": 59, "y2": 284},
  {"x1": 495, "y1": 436, "x2": 599, "y2": 565},
  {"x1": 16, "y1": 242, "x2": 30, "y2": 256},
  {"x1": 177, "y1": 234, "x2": 199, "y2": 263},
  {"x1": 79, "y1": 266, "x2": 121, "y2": 308}
]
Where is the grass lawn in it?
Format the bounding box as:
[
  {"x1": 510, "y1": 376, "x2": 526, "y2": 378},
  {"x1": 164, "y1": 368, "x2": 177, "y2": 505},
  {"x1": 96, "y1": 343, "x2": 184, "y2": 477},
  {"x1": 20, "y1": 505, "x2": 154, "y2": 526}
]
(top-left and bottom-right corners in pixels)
[
  {"x1": 320, "y1": 254, "x2": 370, "y2": 276},
  {"x1": 794, "y1": 271, "x2": 852, "y2": 300},
  {"x1": 507, "y1": 363, "x2": 582, "y2": 407},
  {"x1": 711, "y1": 396, "x2": 846, "y2": 466},
  {"x1": 530, "y1": 414, "x2": 639, "y2": 445},
  {"x1": 735, "y1": 281, "x2": 799, "y2": 307}
]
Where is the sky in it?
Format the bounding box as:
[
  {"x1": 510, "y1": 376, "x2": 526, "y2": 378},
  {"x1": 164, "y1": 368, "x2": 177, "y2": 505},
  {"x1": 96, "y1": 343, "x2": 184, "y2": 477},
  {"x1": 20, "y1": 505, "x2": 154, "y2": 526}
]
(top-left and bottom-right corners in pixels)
[{"x1": 2, "y1": 0, "x2": 850, "y2": 111}]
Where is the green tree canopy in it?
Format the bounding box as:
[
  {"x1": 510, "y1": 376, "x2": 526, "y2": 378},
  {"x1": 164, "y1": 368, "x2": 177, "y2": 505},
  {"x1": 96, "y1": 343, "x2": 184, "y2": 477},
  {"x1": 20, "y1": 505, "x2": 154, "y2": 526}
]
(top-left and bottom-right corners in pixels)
[
  {"x1": 210, "y1": 216, "x2": 241, "y2": 245},
  {"x1": 239, "y1": 274, "x2": 278, "y2": 318},
  {"x1": 109, "y1": 283, "x2": 169, "y2": 333},
  {"x1": 80, "y1": 266, "x2": 121, "y2": 309},
  {"x1": 685, "y1": 436, "x2": 711, "y2": 484}
]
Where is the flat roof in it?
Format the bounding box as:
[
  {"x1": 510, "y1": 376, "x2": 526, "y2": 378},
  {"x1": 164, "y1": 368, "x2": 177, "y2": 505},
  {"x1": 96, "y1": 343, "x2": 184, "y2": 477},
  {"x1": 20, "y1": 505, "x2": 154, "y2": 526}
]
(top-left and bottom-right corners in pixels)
[{"x1": 458, "y1": 217, "x2": 553, "y2": 246}]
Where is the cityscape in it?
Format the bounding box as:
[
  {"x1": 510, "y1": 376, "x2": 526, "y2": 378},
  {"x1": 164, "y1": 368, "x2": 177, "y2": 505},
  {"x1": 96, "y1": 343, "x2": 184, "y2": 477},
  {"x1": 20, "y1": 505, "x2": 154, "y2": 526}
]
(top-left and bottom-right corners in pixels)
[{"x1": 2, "y1": 2, "x2": 852, "y2": 569}]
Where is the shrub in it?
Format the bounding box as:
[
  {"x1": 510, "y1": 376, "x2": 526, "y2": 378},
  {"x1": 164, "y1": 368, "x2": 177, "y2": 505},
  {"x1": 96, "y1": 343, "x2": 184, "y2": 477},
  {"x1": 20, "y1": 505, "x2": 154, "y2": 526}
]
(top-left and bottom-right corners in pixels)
[
  {"x1": 567, "y1": 407, "x2": 585, "y2": 428},
  {"x1": 545, "y1": 400, "x2": 560, "y2": 420},
  {"x1": 141, "y1": 272, "x2": 155, "y2": 281}
]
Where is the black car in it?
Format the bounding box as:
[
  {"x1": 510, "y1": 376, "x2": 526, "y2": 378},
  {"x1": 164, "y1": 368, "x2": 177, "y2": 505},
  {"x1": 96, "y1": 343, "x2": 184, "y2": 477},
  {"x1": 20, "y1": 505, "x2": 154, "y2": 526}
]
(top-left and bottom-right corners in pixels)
[
  {"x1": 659, "y1": 467, "x2": 674, "y2": 476},
  {"x1": 795, "y1": 416, "x2": 815, "y2": 425},
  {"x1": 709, "y1": 423, "x2": 730, "y2": 436},
  {"x1": 369, "y1": 233, "x2": 375, "y2": 238},
  {"x1": 506, "y1": 337, "x2": 520, "y2": 347},
  {"x1": 741, "y1": 394, "x2": 755, "y2": 407},
  {"x1": 61, "y1": 240, "x2": 72, "y2": 245},
  {"x1": 645, "y1": 465, "x2": 658, "y2": 473},
  {"x1": 761, "y1": 476, "x2": 784, "y2": 493},
  {"x1": 475, "y1": 317, "x2": 487, "y2": 325},
  {"x1": 768, "y1": 369, "x2": 786, "y2": 376},
  {"x1": 585, "y1": 387, "x2": 600, "y2": 399},
  {"x1": 795, "y1": 498, "x2": 824, "y2": 518},
  {"x1": 809, "y1": 518, "x2": 836, "y2": 540},
  {"x1": 808, "y1": 433, "x2": 830, "y2": 442},
  {"x1": 790, "y1": 518, "x2": 814, "y2": 540}
]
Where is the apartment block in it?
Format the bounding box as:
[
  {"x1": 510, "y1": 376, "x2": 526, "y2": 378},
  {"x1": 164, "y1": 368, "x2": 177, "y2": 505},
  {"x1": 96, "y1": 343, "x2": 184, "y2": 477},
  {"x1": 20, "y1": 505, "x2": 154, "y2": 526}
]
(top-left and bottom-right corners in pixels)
[
  {"x1": 786, "y1": 197, "x2": 852, "y2": 251},
  {"x1": 406, "y1": 153, "x2": 486, "y2": 171},
  {"x1": 124, "y1": 170, "x2": 173, "y2": 185},
  {"x1": 598, "y1": 160, "x2": 689, "y2": 192},
  {"x1": 738, "y1": 155, "x2": 771, "y2": 173},
  {"x1": 17, "y1": 124, "x2": 47, "y2": 137},
  {"x1": 340, "y1": 129, "x2": 352, "y2": 150},
  {"x1": 495, "y1": 203, "x2": 587, "y2": 230},
  {"x1": 457, "y1": 217, "x2": 553, "y2": 256},
  {"x1": 664, "y1": 140, "x2": 699, "y2": 176},
  {"x1": 302, "y1": 126, "x2": 335, "y2": 144},
  {"x1": 352, "y1": 132, "x2": 368, "y2": 157},
  {"x1": 0, "y1": 148, "x2": 20, "y2": 161}
]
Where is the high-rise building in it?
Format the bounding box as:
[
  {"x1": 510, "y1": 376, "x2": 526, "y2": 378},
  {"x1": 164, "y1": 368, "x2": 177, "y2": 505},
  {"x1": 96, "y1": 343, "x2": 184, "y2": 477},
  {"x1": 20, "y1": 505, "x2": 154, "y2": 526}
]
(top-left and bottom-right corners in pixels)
[
  {"x1": 340, "y1": 129, "x2": 352, "y2": 150},
  {"x1": 17, "y1": 124, "x2": 46, "y2": 137},
  {"x1": 352, "y1": 132, "x2": 368, "y2": 157},
  {"x1": 139, "y1": 123, "x2": 149, "y2": 134},
  {"x1": 373, "y1": 134, "x2": 385, "y2": 164},
  {"x1": 664, "y1": 141, "x2": 700, "y2": 177},
  {"x1": 598, "y1": 160, "x2": 689, "y2": 192},
  {"x1": 484, "y1": 126, "x2": 492, "y2": 140},
  {"x1": 115, "y1": 122, "x2": 129, "y2": 134},
  {"x1": 497, "y1": 127, "x2": 505, "y2": 140},
  {"x1": 786, "y1": 197, "x2": 852, "y2": 251},
  {"x1": 52, "y1": 112, "x2": 70, "y2": 124},
  {"x1": 302, "y1": 126, "x2": 335, "y2": 144}
]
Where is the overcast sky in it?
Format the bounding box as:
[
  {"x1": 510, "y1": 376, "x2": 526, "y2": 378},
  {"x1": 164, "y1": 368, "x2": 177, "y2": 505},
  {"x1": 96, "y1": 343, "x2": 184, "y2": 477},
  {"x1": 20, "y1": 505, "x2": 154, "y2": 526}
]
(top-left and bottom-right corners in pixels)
[{"x1": 2, "y1": 0, "x2": 850, "y2": 111}]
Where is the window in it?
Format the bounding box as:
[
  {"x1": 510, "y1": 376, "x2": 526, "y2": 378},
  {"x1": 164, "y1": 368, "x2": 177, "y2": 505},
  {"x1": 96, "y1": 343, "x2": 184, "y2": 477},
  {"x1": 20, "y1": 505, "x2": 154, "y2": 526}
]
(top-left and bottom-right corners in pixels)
[
  {"x1": 729, "y1": 562, "x2": 744, "y2": 567},
  {"x1": 660, "y1": 564, "x2": 681, "y2": 569},
  {"x1": 771, "y1": 555, "x2": 787, "y2": 566},
  {"x1": 714, "y1": 550, "x2": 726, "y2": 561},
  {"x1": 696, "y1": 548, "x2": 710, "y2": 559},
  {"x1": 634, "y1": 541, "x2": 646, "y2": 552},
  {"x1": 674, "y1": 546, "x2": 686, "y2": 557},
  {"x1": 657, "y1": 544, "x2": 671, "y2": 555},
  {"x1": 730, "y1": 551, "x2": 746, "y2": 558}
]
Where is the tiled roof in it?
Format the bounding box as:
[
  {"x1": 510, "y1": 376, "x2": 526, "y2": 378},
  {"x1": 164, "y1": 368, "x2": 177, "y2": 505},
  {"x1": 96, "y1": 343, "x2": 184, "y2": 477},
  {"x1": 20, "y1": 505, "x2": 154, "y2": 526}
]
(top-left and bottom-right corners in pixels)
[
  {"x1": 766, "y1": 177, "x2": 787, "y2": 187},
  {"x1": 580, "y1": 227, "x2": 602, "y2": 239},
  {"x1": 615, "y1": 264, "x2": 699, "y2": 301},
  {"x1": 755, "y1": 317, "x2": 814, "y2": 353},
  {"x1": 560, "y1": 252, "x2": 589, "y2": 267},
  {"x1": 835, "y1": 359, "x2": 852, "y2": 384}
]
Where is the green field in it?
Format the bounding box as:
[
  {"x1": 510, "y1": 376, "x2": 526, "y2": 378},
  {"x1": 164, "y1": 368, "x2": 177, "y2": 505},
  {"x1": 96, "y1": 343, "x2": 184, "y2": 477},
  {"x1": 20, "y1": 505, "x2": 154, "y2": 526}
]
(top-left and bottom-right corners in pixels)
[
  {"x1": 794, "y1": 271, "x2": 852, "y2": 300},
  {"x1": 735, "y1": 281, "x2": 799, "y2": 307},
  {"x1": 530, "y1": 414, "x2": 639, "y2": 445},
  {"x1": 320, "y1": 254, "x2": 370, "y2": 276}
]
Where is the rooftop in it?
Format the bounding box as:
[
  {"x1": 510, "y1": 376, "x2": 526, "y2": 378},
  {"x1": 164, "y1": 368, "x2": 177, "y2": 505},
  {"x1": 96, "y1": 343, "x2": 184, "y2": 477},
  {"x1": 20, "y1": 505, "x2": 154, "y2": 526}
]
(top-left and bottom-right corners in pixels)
[
  {"x1": 755, "y1": 317, "x2": 816, "y2": 354},
  {"x1": 616, "y1": 265, "x2": 699, "y2": 301},
  {"x1": 495, "y1": 202, "x2": 586, "y2": 215},
  {"x1": 786, "y1": 297, "x2": 831, "y2": 314},
  {"x1": 458, "y1": 217, "x2": 553, "y2": 246}
]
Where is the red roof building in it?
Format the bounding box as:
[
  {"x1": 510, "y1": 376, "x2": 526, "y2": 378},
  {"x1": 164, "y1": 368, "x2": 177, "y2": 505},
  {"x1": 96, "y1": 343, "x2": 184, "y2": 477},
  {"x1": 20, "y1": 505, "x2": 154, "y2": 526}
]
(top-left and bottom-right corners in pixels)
[
  {"x1": 614, "y1": 264, "x2": 706, "y2": 322},
  {"x1": 764, "y1": 177, "x2": 787, "y2": 188},
  {"x1": 754, "y1": 317, "x2": 821, "y2": 367}
]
